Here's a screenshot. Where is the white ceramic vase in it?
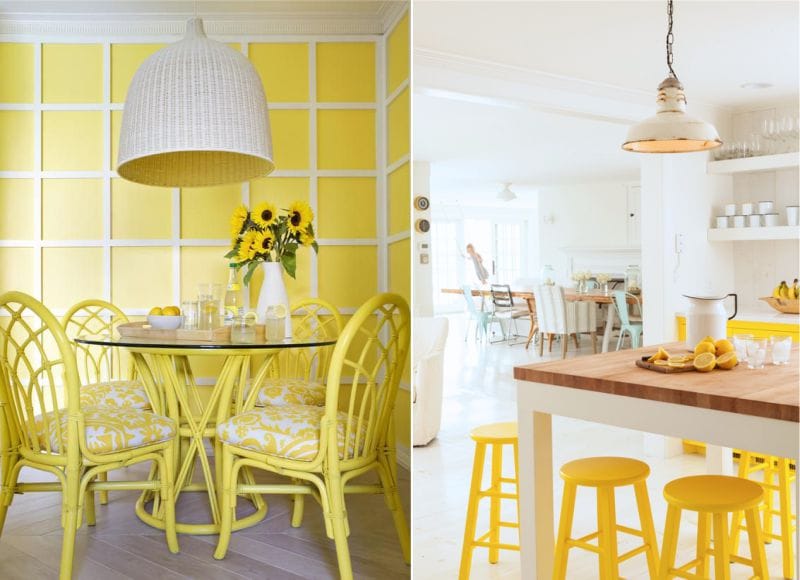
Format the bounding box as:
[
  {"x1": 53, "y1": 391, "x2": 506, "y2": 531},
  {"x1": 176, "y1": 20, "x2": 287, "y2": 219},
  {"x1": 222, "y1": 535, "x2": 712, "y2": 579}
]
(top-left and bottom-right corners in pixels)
[{"x1": 256, "y1": 261, "x2": 291, "y2": 338}]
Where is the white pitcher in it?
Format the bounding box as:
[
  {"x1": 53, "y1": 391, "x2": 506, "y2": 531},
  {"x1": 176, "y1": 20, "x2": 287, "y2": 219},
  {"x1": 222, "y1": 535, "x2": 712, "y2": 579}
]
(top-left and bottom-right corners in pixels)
[{"x1": 683, "y1": 293, "x2": 737, "y2": 348}]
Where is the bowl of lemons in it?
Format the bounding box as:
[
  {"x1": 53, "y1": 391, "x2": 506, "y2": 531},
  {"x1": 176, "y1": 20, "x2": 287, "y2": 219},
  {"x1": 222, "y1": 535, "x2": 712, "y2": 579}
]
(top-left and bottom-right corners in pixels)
[{"x1": 147, "y1": 306, "x2": 183, "y2": 330}]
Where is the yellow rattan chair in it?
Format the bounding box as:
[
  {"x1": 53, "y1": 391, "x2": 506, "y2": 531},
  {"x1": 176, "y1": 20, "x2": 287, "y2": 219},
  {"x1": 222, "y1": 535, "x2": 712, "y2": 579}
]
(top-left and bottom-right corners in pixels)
[
  {"x1": 253, "y1": 297, "x2": 343, "y2": 407},
  {"x1": 0, "y1": 291, "x2": 179, "y2": 579},
  {"x1": 62, "y1": 299, "x2": 152, "y2": 411},
  {"x1": 213, "y1": 293, "x2": 410, "y2": 579}
]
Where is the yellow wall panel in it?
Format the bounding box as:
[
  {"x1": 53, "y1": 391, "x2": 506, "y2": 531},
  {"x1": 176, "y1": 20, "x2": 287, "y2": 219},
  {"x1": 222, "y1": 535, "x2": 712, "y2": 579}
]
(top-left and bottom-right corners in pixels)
[
  {"x1": 270, "y1": 110, "x2": 309, "y2": 170},
  {"x1": 389, "y1": 238, "x2": 410, "y2": 301},
  {"x1": 0, "y1": 248, "x2": 35, "y2": 295},
  {"x1": 387, "y1": 87, "x2": 409, "y2": 164},
  {"x1": 387, "y1": 11, "x2": 409, "y2": 94},
  {"x1": 318, "y1": 246, "x2": 377, "y2": 308},
  {"x1": 181, "y1": 183, "x2": 242, "y2": 239},
  {"x1": 0, "y1": 179, "x2": 33, "y2": 239},
  {"x1": 42, "y1": 44, "x2": 103, "y2": 103},
  {"x1": 0, "y1": 44, "x2": 34, "y2": 103},
  {"x1": 42, "y1": 179, "x2": 103, "y2": 240},
  {"x1": 250, "y1": 177, "x2": 309, "y2": 211},
  {"x1": 111, "y1": 247, "x2": 172, "y2": 309},
  {"x1": 247, "y1": 250, "x2": 312, "y2": 307},
  {"x1": 111, "y1": 44, "x2": 165, "y2": 103},
  {"x1": 388, "y1": 162, "x2": 410, "y2": 235},
  {"x1": 180, "y1": 247, "x2": 230, "y2": 301},
  {"x1": 111, "y1": 179, "x2": 172, "y2": 239},
  {"x1": 318, "y1": 110, "x2": 375, "y2": 170},
  {"x1": 249, "y1": 43, "x2": 309, "y2": 103},
  {"x1": 42, "y1": 248, "x2": 104, "y2": 309},
  {"x1": 317, "y1": 177, "x2": 376, "y2": 239},
  {"x1": 316, "y1": 42, "x2": 375, "y2": 103},
  {"x1": 0, "y1": 111, "x2": 33, "y2": 171},
  {"x1": 42, "y1": 111, "x2": 103, "y2": 171},
  {"x1": 111, "y1": 110, "x2": 122, "y2": 170}
]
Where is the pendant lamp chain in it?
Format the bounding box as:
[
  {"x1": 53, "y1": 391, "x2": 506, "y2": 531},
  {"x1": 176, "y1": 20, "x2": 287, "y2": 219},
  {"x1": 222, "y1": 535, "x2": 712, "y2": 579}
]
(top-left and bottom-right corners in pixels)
[{"x1": 666, "y1": 0, "x2": 678, "y2": 80}]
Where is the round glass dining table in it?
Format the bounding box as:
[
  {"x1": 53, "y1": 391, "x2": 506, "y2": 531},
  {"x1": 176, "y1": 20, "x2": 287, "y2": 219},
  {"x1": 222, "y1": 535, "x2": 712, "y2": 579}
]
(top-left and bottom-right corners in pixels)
[{"x1": 74, "y1": 332, "x2": 337, "y2": 535}]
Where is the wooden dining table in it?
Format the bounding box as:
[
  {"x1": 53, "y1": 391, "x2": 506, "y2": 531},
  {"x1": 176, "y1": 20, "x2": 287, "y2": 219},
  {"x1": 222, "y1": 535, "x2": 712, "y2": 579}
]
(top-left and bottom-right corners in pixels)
[
  {"x1": 442, "y1": 287, "x2": 642, "y2": 352},
  {"x1": 514, "y1": 342, "x2": 800, "y2": 578}
]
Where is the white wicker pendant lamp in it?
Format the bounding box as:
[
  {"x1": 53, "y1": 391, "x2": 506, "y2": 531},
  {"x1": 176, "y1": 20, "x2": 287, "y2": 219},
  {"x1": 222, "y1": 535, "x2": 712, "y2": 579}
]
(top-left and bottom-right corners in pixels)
[
  {"x1": 622, "y1": 0, "x2": 721, "y2": 154},
  {"x1": 117, "y1": 18, "x2": 274, "y2": 187}
]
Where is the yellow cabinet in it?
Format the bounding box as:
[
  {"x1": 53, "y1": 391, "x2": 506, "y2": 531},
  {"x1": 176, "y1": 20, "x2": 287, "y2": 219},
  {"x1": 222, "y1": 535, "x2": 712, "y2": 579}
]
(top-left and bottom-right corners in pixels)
[{"x1": 676, "y1": 316, "x2": 799, "y2": 342}]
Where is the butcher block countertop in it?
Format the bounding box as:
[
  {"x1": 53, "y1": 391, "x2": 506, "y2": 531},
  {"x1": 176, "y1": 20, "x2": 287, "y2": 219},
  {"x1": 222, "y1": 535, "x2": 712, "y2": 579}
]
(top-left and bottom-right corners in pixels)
[{"x1": 514, "y1": 342, "x2": 799, "y2": 422}]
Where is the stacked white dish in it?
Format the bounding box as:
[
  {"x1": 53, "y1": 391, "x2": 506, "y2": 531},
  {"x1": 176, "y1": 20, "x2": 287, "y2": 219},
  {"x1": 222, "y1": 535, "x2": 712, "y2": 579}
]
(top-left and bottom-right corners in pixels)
[{"x1": 714, "y1": 200, "x2": 795, "y2": 228}]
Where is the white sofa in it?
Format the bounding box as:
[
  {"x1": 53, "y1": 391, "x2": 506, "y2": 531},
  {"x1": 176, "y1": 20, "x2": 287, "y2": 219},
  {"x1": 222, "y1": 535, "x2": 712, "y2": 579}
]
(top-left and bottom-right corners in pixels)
[{"x1": 412, "y1": 316, "x2": 449, "y2": 446}]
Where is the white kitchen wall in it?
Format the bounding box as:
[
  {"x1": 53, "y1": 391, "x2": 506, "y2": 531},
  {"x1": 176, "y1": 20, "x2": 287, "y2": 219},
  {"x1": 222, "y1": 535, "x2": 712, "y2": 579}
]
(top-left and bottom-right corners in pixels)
[
  {"x1": 413, "y1": 161, "x2": 435, "y2": 317},
  {"x1": 536, "y1": 182, "x2": 640, "y2": 284}
]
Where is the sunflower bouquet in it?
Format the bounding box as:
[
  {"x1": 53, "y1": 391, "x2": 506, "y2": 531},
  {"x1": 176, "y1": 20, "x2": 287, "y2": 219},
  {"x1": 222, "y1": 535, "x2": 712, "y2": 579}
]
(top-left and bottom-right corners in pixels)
[{"x1": 225, "y1": 201, "x2": 318, "y2": 285}]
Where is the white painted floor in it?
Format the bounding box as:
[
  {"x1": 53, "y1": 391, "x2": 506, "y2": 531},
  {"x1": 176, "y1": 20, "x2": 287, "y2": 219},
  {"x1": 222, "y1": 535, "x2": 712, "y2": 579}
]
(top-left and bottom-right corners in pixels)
[{"x1": 412, "y1": 314, "x2": 795, "y2": 579}]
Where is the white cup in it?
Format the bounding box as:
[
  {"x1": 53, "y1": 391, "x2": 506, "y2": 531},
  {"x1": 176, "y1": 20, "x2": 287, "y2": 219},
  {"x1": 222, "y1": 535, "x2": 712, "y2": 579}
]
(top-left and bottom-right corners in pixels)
[
  {"x1": 763, "y1": 213, "x2": 779, "y2": 227},
  {"x1": 747, "y1": 214, "x2": 761, "y2": 227},
  {"x1": 724, "y1": 203, "x2": 736, "y2": 216},
  {"x1": 786, "y1": 205, "x2": 799, "y2": 226},
  {"x1": 741, "y1": 203, "x2": 755, "y2": 216},
  {"x1": 715, "y1": 216, "x2": 729, "y2": 229},
  {"x1": 757, "y1": 200, "x2": 774, "y2": 214},
  {"x1": 732, "y1": 215, "x2": 746, "y2": 228}
]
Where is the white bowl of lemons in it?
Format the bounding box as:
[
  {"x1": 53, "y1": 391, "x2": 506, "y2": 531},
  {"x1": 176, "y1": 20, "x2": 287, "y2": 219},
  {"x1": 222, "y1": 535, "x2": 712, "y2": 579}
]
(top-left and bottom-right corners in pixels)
[{"x1": 147, "y1": 306, "x2": 183, "y2": 330}]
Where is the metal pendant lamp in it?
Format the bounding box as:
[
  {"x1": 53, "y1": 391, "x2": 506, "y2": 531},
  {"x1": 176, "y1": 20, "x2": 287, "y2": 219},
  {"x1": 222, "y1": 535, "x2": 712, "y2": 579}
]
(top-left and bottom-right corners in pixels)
[
  {"x1": 497, "y1": 183, "x2": 517, "y2": 202},
  {"x1": 622, "y1": 0, "x2": 721, "y2": 154},
  {"x1": 118, "y1": 18, "x2": 274, "y2": 187}
]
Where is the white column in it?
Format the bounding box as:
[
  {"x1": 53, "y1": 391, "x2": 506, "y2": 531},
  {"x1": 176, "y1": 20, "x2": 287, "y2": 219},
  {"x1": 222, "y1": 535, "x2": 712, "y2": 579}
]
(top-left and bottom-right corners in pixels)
[{"x1": 413, "y1": 161, "x2": 434, "y2": 317}]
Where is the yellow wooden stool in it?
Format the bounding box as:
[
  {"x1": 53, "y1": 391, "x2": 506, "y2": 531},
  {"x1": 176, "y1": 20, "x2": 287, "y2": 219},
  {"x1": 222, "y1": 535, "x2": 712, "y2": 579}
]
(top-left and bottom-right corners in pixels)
[
  {"x1": 660, "y1": 474, "x2": 768, "y2": 579},
  {"x1": 553, "y1": 456, "x2": 659, "y2": 580},
  {"x1": 731, "y1": 451, "x2": 797, "y2": 579},
  {"x1": 458, "y1": 422, "x2": 519, "y2": 579}
]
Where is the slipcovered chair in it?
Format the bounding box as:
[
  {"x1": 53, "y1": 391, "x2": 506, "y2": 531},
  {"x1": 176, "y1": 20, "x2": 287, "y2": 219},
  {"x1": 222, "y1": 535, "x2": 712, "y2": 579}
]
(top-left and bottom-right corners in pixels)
[
  {"x1": 0, "y1": 291, "x2": 179, "y2": 579},
  {"x1": 213, "y1": 293, "x2": 410, "y2": 579},
  {"x1": 412, "y1": 317, "x2": 449, "y2": 446},
  {"x1": 533, "y1": 284, "x2": 597, "y2": 358}
]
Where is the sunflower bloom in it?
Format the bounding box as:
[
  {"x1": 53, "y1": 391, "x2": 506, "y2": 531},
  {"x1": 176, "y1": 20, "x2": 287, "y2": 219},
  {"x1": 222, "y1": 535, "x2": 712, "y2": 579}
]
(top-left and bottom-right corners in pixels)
[
  {"x1": 287, "y1": 201, "x2": 313, "y2": 234},
  {"x1": 254, "y1": 230, "x2": 274, "y2": 255},
  {"x1": 230, "y1": 205, "x2": 248, "y2": 237},
  {"x1": 252, "y1": 202, "x2": 278, "y2": 229},
  {"x1": 299, "y1": 229, "x2": 315, "y2": 246},
  {"x1": 237, "y1": 231, "x2": 259, "y2": 262}
]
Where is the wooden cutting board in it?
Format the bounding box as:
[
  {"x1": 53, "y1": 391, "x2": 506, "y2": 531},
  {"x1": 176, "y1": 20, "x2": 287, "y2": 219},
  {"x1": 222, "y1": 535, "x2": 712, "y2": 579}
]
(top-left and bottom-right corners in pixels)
[
  {"x1": 635, "y1": 357, "x2": 696, "y2": 373},
  {"x1": 118, "y1": 321, "x2": 266, "y2": 342}
]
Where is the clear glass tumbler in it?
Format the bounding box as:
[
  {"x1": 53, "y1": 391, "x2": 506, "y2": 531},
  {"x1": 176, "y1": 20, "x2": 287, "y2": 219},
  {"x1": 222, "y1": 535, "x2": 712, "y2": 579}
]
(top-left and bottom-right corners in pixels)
[
  {"x1": 181, "y1": 300, "x2": 199, "y2": 329},
  {"x1": 770, "y1": 336, "x2": 792, "y2": 365},
  {"x1": 264, "y1": 305, "x2": 285, "y2": 341},
  {"x1": 732, "y1": 333, "x2": 753, "y2": 361},
  {"x1": 745, "y1": 338, "x2": 767, "y2": 369}
]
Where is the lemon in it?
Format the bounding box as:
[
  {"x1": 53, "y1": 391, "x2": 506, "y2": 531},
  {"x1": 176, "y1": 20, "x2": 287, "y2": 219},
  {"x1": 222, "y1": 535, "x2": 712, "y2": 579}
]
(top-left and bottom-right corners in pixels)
[
  {"x1": 714, "y1": 339, "x2": 734, "y2": 357},
  {"x1": 654, "y1": 360, "x2": 669, "y2": 366},
  {"x1": 162, "y1": 306, "x2": 181, "y2": 316},
  {"x1": 694, "y1": 341, "x2": 716, "y2": 356},
  {"x1": 668, "y1": 355, "x2": 691, "y2": 364},
  {"x1": 647, "y1": 347, "x2": 670, "y2": 363},
  {"x1": 693, "y1": 352, "x2": 716, "y2": 372},
  {"x1": 668, "y1": 360, "x2": 689, "y2": 368},
  {"x1": 716, "y1": 351, "x2": 738, "y2": 370},
  {"x1": 148, "y1": 306, "x2": 163, "y2": 316},
  {"x1": 702, "y1": 335, "x2": 716, "y2": 344},
  {"x1": 268, "y1": 304, "x2": 288, "y2": 318}
]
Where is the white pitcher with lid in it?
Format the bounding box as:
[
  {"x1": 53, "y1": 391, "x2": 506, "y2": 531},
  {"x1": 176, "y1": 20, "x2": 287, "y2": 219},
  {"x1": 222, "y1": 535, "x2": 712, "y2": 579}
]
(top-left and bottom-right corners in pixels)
[{"x1": 683, "y1": 293, "x2": 737, "y2": 347}]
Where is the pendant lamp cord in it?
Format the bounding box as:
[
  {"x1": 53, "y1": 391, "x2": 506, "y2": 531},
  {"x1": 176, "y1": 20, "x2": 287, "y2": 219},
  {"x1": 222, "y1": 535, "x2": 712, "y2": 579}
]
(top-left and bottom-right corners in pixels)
[{"x1": 666, "y1": 0, "x2": 679, "y2": 80}]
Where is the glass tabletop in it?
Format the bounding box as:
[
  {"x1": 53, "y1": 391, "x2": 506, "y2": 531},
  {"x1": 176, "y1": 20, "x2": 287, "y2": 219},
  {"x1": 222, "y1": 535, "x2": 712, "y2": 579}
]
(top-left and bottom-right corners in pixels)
[{"x1": 74, "y1": 332, "x2": 337, "y2": 350}]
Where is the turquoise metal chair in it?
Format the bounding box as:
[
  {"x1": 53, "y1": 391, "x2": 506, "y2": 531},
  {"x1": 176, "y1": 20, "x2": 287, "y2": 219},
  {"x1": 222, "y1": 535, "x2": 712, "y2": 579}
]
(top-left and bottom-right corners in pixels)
[
  {"x1": 613, "y1": 290, "x2": 643, "y2": 350},
  {"x1": 462, "y1": 285, "x2": 490, "y2": 342}
]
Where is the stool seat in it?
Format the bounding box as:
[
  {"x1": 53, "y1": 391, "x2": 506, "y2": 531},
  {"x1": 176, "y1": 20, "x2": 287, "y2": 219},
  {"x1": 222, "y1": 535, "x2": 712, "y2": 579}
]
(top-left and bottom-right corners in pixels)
[
  {"x1": 560, "y1": 456, "x2": 649, "y2": 487},
  {"x1": 664, "y1": 475, "x2": 763, "y2": 512},
  {"x1": 469, "y1": 421, "x2": 517, "y2": 443}
]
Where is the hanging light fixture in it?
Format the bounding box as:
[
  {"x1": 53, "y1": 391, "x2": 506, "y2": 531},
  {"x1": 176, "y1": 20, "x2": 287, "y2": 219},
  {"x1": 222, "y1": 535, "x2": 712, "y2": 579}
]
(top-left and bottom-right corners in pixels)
[
  {"x1": 117, "y1": 18, "x2": 274, "y2": 187},
  {"x1": 497, "y1": 183, "x2": 517, "y2": 201},
  {"x1": 622, "y1": 0, "x2": 721, "y2": 153}
]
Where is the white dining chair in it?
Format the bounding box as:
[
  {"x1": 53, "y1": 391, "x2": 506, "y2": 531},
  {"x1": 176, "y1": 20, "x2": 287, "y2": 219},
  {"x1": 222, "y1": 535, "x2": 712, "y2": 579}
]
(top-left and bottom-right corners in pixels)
[
  {"x1": 533, "y1": 284, "x2": 597, "y2": 358},
  {"x1": 412, "y1": 316, "x2": 449, "y2": 446}
]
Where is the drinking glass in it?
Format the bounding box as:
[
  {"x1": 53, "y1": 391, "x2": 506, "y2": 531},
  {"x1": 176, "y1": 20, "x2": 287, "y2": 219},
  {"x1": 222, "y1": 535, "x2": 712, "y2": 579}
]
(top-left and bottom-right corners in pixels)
[
  {"x1": 230, "y1": 312, "x2": 257, "y2": 344},
  {"x1": 770, "y1": 336, "x2": 792, "y2": 365},
  {"x1": 197, "y1": 283, "x2": 223, "y2": 329},
  {"x1": 745, "y1": 338, "x2": 767, "y2": 369},
  {"x1": 732, "y1": 333, "x2": 752, "y2": 360},
  {"x1": 265, "y1": 305, "x2": 285, "y2": 341},
  {"x1": 181, "y1": 300, "x2": 199, "y2": 330}
]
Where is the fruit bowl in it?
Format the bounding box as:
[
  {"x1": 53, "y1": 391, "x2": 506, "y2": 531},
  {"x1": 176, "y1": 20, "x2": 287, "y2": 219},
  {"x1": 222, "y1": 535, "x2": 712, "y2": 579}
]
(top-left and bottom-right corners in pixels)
[
  {"x1": 147, "y1": 315, "x2": 184, "y2": 330},
  {"x1": 759, "y1": 297, "x2": 800, "y2": 314}
]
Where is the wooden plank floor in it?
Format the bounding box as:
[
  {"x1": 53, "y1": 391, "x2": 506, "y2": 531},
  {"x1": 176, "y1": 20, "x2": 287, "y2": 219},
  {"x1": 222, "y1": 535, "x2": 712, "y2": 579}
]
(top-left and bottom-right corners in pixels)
[{"x1": 0, "y1": 458, "x2": 410, "y2": 579}]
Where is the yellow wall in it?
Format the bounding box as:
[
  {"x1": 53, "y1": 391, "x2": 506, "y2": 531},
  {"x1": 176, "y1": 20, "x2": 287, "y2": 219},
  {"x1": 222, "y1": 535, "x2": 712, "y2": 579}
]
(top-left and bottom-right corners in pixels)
[{"x1": 0, "y1": 16, "x2": 411, "y2": 449}]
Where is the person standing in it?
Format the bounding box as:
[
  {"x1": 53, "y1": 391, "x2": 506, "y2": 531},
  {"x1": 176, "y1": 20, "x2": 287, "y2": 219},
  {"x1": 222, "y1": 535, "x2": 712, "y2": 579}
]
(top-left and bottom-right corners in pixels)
[{"x1": 466, "y1": 243, "x2": 489, "y2": 284}]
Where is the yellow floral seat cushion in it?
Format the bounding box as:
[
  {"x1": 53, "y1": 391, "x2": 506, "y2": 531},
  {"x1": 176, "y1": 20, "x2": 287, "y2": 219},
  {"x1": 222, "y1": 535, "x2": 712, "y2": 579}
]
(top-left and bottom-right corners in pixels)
[
  {"x1": 217, "y1": 404, "x2": 366, "y2": 462},
  {"x1": 254, "y1": 378, "x2": 326, "y2": 407},
  {"x1": 35, "y1": 407, "x2": 176, "y2": 454},
  {"x1": 80, "y1": 379, "x2": 151, "y2": 410}
]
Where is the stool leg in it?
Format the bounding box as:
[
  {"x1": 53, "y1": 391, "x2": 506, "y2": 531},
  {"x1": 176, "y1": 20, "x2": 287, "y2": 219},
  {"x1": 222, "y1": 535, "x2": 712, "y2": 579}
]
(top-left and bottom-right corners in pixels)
[
  {"x1": 731, "y1": 451, "x2": 751, "y2": 557},
  {"x1": 713, "y1": 512, "x2": 733, "y2": 580},
  {"x1": 512, "y1": 442, "x2": 520, "y2": 532},
  {"x1": 764, "y1": 461, "x2": 775, "y2": 543},
  {"x1": 745, "y1": 506, "x2": 769, "y2": 580},
  {"x1": 489, "y1": 443, "x2": 502, "y2": 564},
  {"x1": 597, "y1": 487, "x2": 619, "y2": 580},
  {"x1": 778, "y1": 458, "x2": 794, "y2": 579},
  {"x1": 696, "y1": 512, "x2": 711, "y2": 577},
  {"x1": 553, "y1": 482, "x2": 577, "y2": 580},
  {"x1": 459, "y1": 442, "x2": 486, "y2": 580},
  {"x1": 659, "y1": 505, "x2": 682, "y2": 579},
  {"x1": 634, "y1": 481, "x2": 660, "y2": 578}
]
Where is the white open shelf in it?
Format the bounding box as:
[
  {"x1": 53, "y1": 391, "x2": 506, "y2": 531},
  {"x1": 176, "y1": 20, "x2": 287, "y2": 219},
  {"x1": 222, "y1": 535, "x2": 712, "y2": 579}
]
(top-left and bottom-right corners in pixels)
[
  {"x1": 707, "y1": 152, "x2": 799, "y2": 174},
  {"x1": 707, "y1": 225, "x2": 800, "y2": 241}
]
